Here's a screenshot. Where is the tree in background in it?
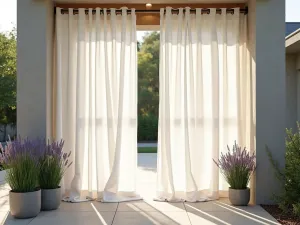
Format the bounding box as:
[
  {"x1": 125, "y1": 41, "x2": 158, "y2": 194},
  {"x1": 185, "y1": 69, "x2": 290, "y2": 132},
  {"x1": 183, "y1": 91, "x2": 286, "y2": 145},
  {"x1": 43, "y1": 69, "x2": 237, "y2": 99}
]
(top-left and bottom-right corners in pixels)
[
  {"x1": 137, "y1": 41, "x2": 141, "y2": 52},
  {"x1": 0, "y1": 29, "x2": 17, "y2": 141},
  {"x1": 138, "y1": 31, "x2": 159, "y2": 117},
  {"x1": 137, "y1": 32, "x2": 159, "y2": 141},
  {"x1": 0, "y1": 29, "x2": 158, "y2": 142}
]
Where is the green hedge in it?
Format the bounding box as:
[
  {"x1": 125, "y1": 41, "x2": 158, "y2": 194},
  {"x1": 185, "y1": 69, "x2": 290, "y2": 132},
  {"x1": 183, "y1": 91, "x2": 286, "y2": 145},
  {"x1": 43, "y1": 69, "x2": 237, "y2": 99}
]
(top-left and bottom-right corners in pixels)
[{"x1": 138, "y1": 114, "x2": 158, "y2": 142}]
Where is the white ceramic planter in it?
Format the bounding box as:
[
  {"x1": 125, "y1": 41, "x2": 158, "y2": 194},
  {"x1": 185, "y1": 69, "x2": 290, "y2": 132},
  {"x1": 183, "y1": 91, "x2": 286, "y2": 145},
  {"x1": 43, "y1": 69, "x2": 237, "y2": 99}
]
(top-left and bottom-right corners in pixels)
[
  {"x1": 228, "y1": 188, "x2": 250, "y2": 206},
  {"x1": 41, "y1": 187, "x2": 61, "y2": 211},
  {"x1": 10, "y1": 189, "x2": 41, "y2": 218}
]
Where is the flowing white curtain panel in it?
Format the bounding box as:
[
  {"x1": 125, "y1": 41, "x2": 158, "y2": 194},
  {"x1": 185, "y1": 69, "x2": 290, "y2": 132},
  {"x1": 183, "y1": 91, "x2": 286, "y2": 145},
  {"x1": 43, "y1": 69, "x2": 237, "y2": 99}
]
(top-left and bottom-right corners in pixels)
[
  {"x1": 157, "y1": 7, "x2": 252, "y2": 202},
  {"x1": 55, "y1": 7, "x2": 141, "y2": 202}
]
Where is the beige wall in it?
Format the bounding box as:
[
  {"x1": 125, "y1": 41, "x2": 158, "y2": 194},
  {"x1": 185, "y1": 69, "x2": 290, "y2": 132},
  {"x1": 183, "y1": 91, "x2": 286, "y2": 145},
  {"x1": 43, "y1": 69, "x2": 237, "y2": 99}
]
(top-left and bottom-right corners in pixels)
[
  {"x1": 17, "y1": 0, "x2": 53, "y2": 139},
  {"x1": 286, "y1": 54, "x2": 298, "y2": 130},
  {"x1": 255, "y1": 0, "x2": 286, "y2": 204},
  {"x1": 286, "y1": 52, "x2": 300, "y2": 130}
]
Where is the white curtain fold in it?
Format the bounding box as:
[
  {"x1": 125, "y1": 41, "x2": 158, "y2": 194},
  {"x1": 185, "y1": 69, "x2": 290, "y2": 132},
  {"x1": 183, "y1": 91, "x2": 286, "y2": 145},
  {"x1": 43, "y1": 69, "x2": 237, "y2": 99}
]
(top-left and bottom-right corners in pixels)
[
  {"x1": 157, "y1": 7, "x2": 252, "y2": 202},
  {"x1": 55, "y1": 7, "x2": 141, "y2": 202}
]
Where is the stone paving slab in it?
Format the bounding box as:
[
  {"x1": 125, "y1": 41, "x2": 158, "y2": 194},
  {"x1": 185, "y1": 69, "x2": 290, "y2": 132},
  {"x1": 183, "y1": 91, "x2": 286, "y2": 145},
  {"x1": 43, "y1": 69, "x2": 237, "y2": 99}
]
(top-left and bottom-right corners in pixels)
[{"x1": 0, "y1": 200, "x2": 280, "y2": 225}]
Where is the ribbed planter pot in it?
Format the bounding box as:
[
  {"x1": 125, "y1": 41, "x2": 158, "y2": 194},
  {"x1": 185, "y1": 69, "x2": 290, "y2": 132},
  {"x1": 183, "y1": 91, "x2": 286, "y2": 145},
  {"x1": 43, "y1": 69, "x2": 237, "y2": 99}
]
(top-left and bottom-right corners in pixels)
[
  {"x1": 41, "y1": 187, "x2": 61, "y2": 211},
  {"x1": 228, "y1": 188, "x2": 250, "y2": 206},
  {"x1": 9, "y1": 189, "x2": 41, "y2": 218}
]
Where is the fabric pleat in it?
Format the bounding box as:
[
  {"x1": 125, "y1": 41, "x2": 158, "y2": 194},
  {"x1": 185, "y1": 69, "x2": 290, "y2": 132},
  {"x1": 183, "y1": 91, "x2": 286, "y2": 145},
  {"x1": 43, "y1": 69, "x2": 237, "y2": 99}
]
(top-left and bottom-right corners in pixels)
[
  {"x1": 157, "y1": 7, "x2": 253, "y2": 202},
  {"x1": 55, "y1": 7, "x2": 141, "y2": 203}
]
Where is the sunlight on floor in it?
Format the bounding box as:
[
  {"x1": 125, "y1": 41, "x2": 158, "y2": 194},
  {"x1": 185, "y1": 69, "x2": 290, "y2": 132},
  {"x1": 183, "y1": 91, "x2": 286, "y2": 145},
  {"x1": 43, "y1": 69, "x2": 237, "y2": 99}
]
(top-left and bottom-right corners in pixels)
[
  {"x1": 0, "y1": 153, "x2": 280, "y2": 225},
  {"x1": 91, "y1": 202, "x2": 109, "y2": 225}
]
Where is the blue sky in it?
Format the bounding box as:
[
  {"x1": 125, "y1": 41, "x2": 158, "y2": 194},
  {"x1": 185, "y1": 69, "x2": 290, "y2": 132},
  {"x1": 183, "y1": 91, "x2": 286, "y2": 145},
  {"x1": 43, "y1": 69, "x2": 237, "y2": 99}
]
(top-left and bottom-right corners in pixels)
[
  {"x1": 0, "y1": 0, "x2": 299, "y2": 39},
  {"x1": 286, "y1": 0, "x2": 300, "y2": 22}
]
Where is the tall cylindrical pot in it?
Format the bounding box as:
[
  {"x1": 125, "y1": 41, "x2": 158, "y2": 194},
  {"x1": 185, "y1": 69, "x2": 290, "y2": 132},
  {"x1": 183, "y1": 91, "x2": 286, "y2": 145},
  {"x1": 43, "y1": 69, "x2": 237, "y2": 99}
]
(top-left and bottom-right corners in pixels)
[
  {"x1": 9, "y1": 189, "x2": 41, "y2": 218},
  {"x1": 228, "y1": 188, "x2": 250, "y2": 206},
  {"x1": 41, "y1": 187, "x2": 61, "y2": 211}
]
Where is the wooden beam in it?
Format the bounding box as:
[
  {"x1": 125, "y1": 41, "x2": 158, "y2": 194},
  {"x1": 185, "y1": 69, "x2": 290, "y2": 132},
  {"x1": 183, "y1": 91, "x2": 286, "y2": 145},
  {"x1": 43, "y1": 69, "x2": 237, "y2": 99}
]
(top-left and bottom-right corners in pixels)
[
  {"x1": 55, "y1": 3, "x2": 247, "y2": 11},
  {"x1": 137, "y1": 13, "x2": 160, "y2": 26},
  {"x1": 55, "y1": 3, "x2": 247, "y2": 26}
]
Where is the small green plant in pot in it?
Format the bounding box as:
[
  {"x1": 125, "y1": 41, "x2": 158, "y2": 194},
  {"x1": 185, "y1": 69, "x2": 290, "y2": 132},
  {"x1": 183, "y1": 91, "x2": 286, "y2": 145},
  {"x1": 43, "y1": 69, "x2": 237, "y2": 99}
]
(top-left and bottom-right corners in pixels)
[
  {"x1": 39, "y1": 139, "x2": 72, "y2": 211},
  {"x1": 213, "y1": 141, "x2": 256, "y2": 206},
  {"x1": 0, "y1": 138, "x2": 43, "y2": 218}
]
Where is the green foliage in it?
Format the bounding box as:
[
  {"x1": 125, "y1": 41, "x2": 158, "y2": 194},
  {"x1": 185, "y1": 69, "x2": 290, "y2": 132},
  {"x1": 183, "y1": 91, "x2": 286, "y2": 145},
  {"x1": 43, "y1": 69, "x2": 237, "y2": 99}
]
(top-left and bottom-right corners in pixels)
[
  {"x1": 6, "y1": 154, "x2": 39, "y2": 192},
  {"x1": 0, "y1": 29, "x2": 16, "y2": 108},
  {"x1": 137, "y1": 41, "x2": 141, "y2": 52},
  {"x1": 137, "y1": 32, "x2": 159, "y2": 142},
  {"x1": 0, "y1": 29, "x2": 17, "y2": 140},
  {"x1": 138, "y1": 147, "x2": 157, "y2": 153},
  {"x1": 267, "y1": 122, "x2": 300, "y2": 216},
  {"x1": 293, "y1": 203, "x2": 300, "y2": 216},
  {"x1": 138, "y1": 32, "x2": 159, "y2": 118},
  {"x1": 39, "y1": 156, "x2": 64, "y2": 189},
  {"x1": 39, "y1": 140, "x2": 72, "y2": 189},
  {"x1": 0, "y1": 147, "x2": 3, "y2": 171},
  {"x1": 0, "y1": 138, "x2": 42, "y2": 192},
  {"x1": 138, "y1": 114, "x2": 158, "y2": 142},
  {"x1": 226, "y1": 166, "x2": 252, "y2": 189}
]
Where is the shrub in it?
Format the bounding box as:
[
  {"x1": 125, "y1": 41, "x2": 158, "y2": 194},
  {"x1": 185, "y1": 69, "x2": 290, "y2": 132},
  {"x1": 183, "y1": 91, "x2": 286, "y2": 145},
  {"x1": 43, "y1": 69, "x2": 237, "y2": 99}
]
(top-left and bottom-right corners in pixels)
[
  {"x1": 138, "y1": 114, "x2": 158, "y2": 142},
  {"x1": 39, "y1": 139, "x2": 72, "y2": 189},
  {"x1": 267, "y1": 122, "x2": 300, "y2": 216},
  {"x1": 0, "y1": 147, "x2": 3, "y2": 171},
  {"x1": 213, "y1": 141, "x2": 256, "y2": 189},
  {"x1": 0, "y1": 138, "x2": 43, "y2": 192}
]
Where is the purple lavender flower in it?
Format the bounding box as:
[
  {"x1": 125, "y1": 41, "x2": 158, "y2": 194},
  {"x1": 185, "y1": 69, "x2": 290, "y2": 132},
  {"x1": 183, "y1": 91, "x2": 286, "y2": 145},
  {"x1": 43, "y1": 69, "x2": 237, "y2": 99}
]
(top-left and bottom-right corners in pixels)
[
  {"x1": 0, "y1": 137, "x2": 73, "y2": 191},
  {"x1": 213, "y1": 141, "x2": 256, "y2": 189},
  {"x1": 0, "y1": 137, "x2": 46, "y2": 168},
  {"x1": 0, "y1": 137, "x2": 46, "y2": 192},
  {"x1": 39, "y1": 139, "x2": 72, "y2": 189},
  {"x1": 63, "y1": 153, "x2": 67, "y2": 160}
]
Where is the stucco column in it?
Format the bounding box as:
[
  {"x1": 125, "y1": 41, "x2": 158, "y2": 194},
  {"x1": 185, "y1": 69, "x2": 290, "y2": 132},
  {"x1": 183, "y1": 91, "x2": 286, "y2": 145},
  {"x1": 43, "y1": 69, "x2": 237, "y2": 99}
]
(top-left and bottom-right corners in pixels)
[
  {"x1": 17, "y1": 0, "x2": 53, "y2": 139},
  {"x1": 296, "y1": 71, "x2": 300, "y2": 122},
  {"x1": 255, "y1": 0, "x2": 286, "y2": 204}
]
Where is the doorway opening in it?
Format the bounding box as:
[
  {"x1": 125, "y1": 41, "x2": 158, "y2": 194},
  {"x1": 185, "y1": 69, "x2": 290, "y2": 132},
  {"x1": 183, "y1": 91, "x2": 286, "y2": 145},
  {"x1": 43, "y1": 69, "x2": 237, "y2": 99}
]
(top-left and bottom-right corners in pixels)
[{"x1": 137, "y1": 30, "x2": 159, "y2": 199}]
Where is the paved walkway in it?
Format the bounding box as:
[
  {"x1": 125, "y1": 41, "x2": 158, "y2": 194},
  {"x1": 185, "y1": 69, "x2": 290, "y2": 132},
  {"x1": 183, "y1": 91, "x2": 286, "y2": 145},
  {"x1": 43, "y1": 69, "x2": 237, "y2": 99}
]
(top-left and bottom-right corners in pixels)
[
  {"x1": 138, "y1": 143, "x2": 157, "y2": 148},
  {"x1": 0, "y1": 153, "x2": 279, "y2": 225}
]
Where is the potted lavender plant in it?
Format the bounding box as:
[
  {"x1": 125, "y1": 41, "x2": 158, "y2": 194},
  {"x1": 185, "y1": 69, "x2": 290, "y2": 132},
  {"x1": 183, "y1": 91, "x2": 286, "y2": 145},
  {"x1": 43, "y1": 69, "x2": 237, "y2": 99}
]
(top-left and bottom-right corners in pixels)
[
  {"x1": 213, "y1": 141, "x2": 256, "y2": 206},
  {"x1": 0, "y1": 138, "x2": 43, "y2": 218},
  {"x1": 39, "y1": 139, "x2": 72, "y2": 211}
]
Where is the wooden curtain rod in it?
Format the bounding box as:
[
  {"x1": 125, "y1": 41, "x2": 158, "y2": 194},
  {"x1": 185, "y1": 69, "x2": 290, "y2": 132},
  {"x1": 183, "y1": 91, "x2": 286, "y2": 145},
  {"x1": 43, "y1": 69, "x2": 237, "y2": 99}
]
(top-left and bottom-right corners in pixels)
[
  {"x1": 55, "y1": 3, "x2": 248, "y2": 14},
  {"x1": 57, "y1": 8, "x2": 248, "y2": 15},
  {"x1": 55, "y1": 3, "x2": 246, "y2": 8}
]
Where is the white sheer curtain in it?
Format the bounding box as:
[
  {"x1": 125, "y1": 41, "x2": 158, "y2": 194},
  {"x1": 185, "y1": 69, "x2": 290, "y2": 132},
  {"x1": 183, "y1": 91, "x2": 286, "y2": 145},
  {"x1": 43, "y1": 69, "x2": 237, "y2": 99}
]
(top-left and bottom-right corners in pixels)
[
  {"x1": 157, "y1": 7, "x2": 252, "y2": 202},
  {"x1": 55, "y1": 7, "x2": 141, "y2": 202}
]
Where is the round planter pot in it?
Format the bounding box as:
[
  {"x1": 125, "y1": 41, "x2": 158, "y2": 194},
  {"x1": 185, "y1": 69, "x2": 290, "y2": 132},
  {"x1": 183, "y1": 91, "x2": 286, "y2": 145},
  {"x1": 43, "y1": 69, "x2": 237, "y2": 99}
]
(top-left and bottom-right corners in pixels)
[
  {"x1": 228, "y1": 188, "x2": 250, "y2": 206},
  {"x1": 41, "y1": 187, "x2": 61, "y2": 211},
  {"x1": 9, "y1": 189, "x2": 41, "y2": 218}
]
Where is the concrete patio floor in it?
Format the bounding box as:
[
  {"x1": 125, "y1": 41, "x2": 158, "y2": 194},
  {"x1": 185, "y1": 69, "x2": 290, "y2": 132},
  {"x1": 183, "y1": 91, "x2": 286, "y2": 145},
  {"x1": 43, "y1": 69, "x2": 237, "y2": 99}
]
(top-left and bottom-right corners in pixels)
[{"x1": 0, "y1": 153, "x2": 280, "y2": 225}]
